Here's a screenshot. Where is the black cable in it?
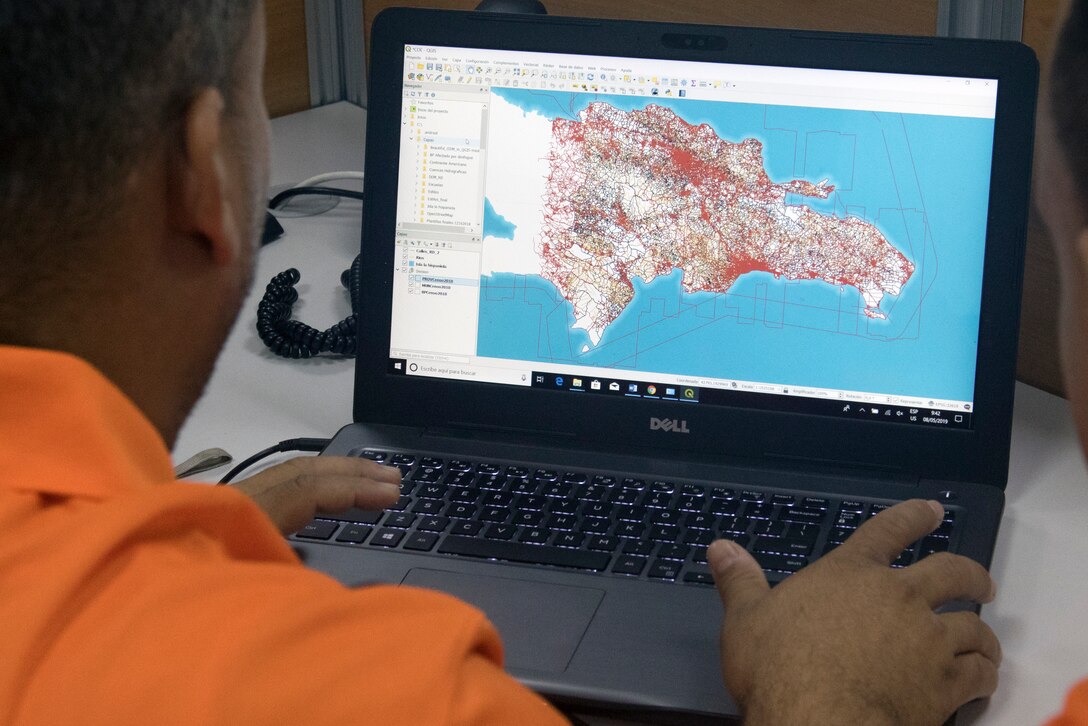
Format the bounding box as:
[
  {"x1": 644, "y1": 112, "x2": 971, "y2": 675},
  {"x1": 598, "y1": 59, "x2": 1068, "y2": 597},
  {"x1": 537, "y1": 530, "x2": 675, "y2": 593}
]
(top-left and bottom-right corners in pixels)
[
  {"x1": 256, "y1": 253, "x2": 362, "y2": 358},
  {"x1": 268, "y1": 186, "x2": 365, "y2": 210},
  {"x1": 218, "y1": 437, "x2": 331, "y2": 484}
]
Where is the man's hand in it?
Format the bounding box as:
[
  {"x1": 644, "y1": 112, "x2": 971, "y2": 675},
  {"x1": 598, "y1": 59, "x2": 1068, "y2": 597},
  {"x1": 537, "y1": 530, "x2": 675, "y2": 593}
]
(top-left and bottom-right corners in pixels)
[
  {"x1": 230, "y1": 456, "x2": 401, "y2": 534},
  {"x1": 709, "y1": 499, "x2": 1000, "y2": 726}
]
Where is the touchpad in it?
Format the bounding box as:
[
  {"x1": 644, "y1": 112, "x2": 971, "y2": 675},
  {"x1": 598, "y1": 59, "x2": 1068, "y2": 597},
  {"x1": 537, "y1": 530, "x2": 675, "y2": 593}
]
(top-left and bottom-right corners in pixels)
[{"x1": 402, "y1": 568, "x2": 605, "y2": 673}]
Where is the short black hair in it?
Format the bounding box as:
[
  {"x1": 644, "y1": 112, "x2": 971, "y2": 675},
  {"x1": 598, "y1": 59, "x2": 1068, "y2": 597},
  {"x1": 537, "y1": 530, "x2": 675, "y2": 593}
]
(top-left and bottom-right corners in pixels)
[
  {"x1": 0, "y1": 1, "x2": 257, "y2": 250},
  {"x1": 1052, "y1": 0, "x2": 1088, "y2": 215}
]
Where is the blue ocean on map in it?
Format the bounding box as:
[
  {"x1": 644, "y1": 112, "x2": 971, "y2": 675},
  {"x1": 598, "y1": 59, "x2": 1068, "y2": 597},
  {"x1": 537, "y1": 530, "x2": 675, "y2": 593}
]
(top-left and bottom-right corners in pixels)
[{"x1": 477, "y1": 88, "x2": 996, "y2": 402}]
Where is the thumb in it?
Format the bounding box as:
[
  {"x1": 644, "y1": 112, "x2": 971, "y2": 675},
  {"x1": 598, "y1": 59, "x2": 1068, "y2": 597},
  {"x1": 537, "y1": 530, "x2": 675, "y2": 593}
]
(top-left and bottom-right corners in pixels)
[{"x1": 708, "y1": 539, "x2": 770, "y2": 615}]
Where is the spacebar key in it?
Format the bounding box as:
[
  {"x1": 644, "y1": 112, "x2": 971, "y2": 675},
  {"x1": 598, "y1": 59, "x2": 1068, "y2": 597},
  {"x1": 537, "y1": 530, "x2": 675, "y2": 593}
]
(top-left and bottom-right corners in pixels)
[{"x1": 439, "y1": 536, "x2": 609, "y2": 571}]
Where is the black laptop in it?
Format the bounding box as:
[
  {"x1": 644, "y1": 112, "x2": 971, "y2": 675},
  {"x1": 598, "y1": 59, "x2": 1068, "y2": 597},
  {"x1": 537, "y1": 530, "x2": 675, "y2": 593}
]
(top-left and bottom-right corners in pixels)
[{"x1": 291, "y1": 8, "x2": 1038, "y2": 719}]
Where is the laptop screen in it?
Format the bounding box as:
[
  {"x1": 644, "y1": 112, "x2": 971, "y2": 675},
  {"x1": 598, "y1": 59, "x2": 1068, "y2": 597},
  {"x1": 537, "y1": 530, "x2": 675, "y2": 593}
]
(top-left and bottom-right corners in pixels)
[{"x1": 387, "y1": 43, "x2": 998, "y2": 432}]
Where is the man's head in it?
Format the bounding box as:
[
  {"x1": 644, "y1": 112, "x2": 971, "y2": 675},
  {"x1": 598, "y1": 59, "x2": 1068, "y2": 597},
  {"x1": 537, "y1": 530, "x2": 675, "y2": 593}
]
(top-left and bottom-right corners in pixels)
[
  {"x1": 0, "y1": 1, "x2": 270, "y2": 444},
  {"x1": 1038, "y1": 0, "x2": 1088, "y2": 449}
]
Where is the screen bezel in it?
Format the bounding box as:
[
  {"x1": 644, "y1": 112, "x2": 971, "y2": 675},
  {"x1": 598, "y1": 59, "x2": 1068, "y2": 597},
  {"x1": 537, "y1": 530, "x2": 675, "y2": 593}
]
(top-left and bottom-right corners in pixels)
[{"x1": 356, "y1": 8, "x2": 1038, "y2": 491}]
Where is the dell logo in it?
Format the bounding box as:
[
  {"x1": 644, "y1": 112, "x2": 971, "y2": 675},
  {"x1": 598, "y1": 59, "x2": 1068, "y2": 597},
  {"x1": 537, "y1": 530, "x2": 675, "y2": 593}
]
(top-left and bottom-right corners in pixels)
[{"x1": 650, "y1": 417, "x2": 690, "y2": 433}]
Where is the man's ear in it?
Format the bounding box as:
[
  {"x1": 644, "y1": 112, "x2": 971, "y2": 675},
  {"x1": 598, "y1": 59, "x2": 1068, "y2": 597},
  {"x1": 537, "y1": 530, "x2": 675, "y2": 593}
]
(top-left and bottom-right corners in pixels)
[{"x1": 172, "y1": 88, "x2": 243, "y2": 266}]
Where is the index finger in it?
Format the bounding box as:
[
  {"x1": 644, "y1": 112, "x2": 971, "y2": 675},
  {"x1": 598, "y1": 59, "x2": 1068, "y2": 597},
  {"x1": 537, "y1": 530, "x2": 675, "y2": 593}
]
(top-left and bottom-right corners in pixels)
[
  {"x1": 305, "y1": 456, "x2": 403, "y2": 486},
  {"x1": 840, "y1": 499, "x2": 944, "y2": 565}
]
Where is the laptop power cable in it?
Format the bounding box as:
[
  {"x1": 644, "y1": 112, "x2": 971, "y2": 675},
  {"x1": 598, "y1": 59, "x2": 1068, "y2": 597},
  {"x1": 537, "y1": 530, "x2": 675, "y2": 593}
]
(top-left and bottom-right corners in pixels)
[{"x1": 217, "y1": 438, "x2": 331, "y2": 485}]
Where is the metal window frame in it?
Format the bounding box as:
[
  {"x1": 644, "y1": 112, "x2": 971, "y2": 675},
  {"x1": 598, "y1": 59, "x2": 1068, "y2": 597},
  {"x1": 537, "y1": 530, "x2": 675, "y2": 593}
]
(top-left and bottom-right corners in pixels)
[
  {"x1": 938, "y1": 0, "x2": 1025, "y2": 40},
  {"x1": 301, "y1": 0, "x2": 1025, "y2": 112},
  {"x1": 305, "y1": 0, "x2": 368, "y2": 108}
]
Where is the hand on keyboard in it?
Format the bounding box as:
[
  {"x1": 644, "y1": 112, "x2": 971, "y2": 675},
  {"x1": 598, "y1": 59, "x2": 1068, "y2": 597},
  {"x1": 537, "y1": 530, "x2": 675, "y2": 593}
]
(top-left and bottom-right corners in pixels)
[
  {"x1": 233, "y1": 456, "x2": 401, "y2": 534},
  {"x1": 709, "y1": 499, "x2": 999, "y2": 726}
]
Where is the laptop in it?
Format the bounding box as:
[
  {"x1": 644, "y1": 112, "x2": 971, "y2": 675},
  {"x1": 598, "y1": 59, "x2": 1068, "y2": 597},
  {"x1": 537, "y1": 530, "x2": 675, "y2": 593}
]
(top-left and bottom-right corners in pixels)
[{"x1": 291, "y1": 7, "x2": 1038, "y2": 720}]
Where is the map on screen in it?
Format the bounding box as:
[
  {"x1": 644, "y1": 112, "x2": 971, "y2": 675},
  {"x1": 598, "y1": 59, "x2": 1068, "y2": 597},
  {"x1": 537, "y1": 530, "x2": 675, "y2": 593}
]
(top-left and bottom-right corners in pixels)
[{"x1": 476, "y1": 88, "x2": 995, "y2": 402}]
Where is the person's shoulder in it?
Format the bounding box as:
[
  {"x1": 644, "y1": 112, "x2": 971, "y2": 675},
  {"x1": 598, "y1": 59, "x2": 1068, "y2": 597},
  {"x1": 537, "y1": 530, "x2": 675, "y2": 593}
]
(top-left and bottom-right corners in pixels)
[{"x1": 1046, "y1": 677, "x2": 1088, "y2": 726}]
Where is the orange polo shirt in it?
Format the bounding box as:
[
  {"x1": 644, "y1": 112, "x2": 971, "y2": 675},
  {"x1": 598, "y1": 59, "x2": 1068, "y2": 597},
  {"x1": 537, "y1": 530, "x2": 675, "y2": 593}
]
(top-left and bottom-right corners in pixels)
[
  {"x1": 1048, "y1": 680, "x2": 1088, "y2": 726},
  {"x1": 0, "y1": 346, "x2": 566, "y2": 725}
]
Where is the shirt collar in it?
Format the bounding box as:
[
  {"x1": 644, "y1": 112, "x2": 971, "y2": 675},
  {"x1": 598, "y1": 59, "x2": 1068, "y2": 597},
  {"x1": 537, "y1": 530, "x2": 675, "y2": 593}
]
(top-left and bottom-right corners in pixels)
[{"x1": 0, "y1": 346, "x2": 175, "y2": 498}]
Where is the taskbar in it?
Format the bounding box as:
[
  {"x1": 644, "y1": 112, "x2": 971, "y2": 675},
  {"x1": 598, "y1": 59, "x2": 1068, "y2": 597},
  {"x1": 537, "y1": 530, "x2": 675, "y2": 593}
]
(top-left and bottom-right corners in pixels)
[{"x1": 526, "y1": 369, "x2": 973, "y2": 431}]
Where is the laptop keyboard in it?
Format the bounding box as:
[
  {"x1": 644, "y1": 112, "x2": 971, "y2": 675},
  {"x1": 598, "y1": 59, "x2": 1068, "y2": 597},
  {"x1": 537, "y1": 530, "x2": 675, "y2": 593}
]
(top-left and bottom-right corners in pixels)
[{"x1": 291, "y1": 449, "x2": 959, "y2": 586}]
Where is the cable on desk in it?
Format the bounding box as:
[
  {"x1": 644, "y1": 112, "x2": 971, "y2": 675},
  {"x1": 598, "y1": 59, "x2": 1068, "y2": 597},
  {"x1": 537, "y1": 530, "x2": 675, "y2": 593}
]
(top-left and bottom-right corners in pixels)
[
  {"x1": 268, "y1": 186, "x2": 365, "y2": 210},
  {"x1": 218, "y1": 438, "x2": 331, "y2": 484}
]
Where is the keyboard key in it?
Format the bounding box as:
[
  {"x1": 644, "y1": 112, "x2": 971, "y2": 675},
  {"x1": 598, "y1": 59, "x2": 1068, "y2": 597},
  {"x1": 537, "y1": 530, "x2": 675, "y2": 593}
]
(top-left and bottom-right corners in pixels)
[
  {"x1": 535, "y1": 469, "x2": 559, "y2": 482},
  {"x1": 509, "y1": 480, "x2": 538, "y2": 495},
  {"x1": 563, "y1": 472, "x2": 589, "y2": 485},
  {"x1": 518, "y1": 527, "x2": 551, "y2": 545},
  {"x1": 552, "y1": 532, "x2": 585, "y2": 548},
  {"x1": 390, "y1": 454, "x2": 416, "y2": 466},
  {"x1": 741, "y1": 490, "x2": 766, "y2": 502},
  {"x1": 548, "y1": 498, "x2": 580, "y2": 515},
  {"x1": 754, "y1": 537, "x2": 813, "y2": 557},
  {"x1": 295, "y1": 520, "x2": 338, "y2": 540},
  {"x1": 417, "y1": 516, "x2": 450, "y2": 533},
  {"x1": 476, "y1": 475, "x2": 507, "y2": 490},
  {"x1": 445, "y1": 503, "x2": 477, "y2": 520},
  {"x1": 657, "y1": 543, "x2": 691, "y2": 561},
  {"x1": 840, "y1": 500, "x2": 865, "y2": 512},
  {"x1": 384, "y1": 512, "x2": 416, "y2": 529},
  {"x1": 919, "y1": 536, "x2": 950, "y2": 558},
  {"x1": 448, "y1": 460, "x2": 475, "y2": 472},
  {"x1": 683, "y1": 513, "x2": 716, "y2": 530},
  {"x1": 682, "y1": 529, "x2": 714, "y2": 546},
  {"x1": 676, "y1": 495, "x2": 705, "y2": 512},
  {"x1": 482, "y1": 492, "x2": 514, "y2": 507},
  {"x1": 650, "y1": 481, "x2": 676, "y2": 493},
  {"x1": 439, "y1": 536, "x2": 610, "y2": 570},
  {"x1": 594, "y1": 475, "x2": 618, "y2": 487},
  {"x1": 742, "y1": 502, "x2": 775, "y2": 519},
  {"x1": 450, "y1": 487, "x2": 480, "y2": 503},
  {"x1": 506, "y1": 465, "x2": 529, "y2": 478},
  {"x1": 388, "y1": 496, "x2": 411, "y2": 512},
  {"x1": 416, "y1": 483, "x2": 448, "y2": 500},
  {"x1": 780, "y1": 509, "x2": 826, "y2": 525},
  {"x1": 479, "y1": 507, "x2": 509, "y2": 523},
  {"x1": 612, "y1": 555, "x2": 648, "y2": 575},
  {"x1": 587, "y1": 535, "x2": 620, "y2": 552},
  {"x1": 484, "y1": 524, "x2": 517, "y2": 540},
  {"x1": 477, "y1": 463, "x2": 501, "y2": 475},
  {"x1": 411, "y1": 467, "x2": 442, "y2": 483},
  {"x1": 450, "y1": 520, "x2": 484, "y2": 537},
  {"x1": 358, "y1": 449, "x2": 387, "y2": 462},
  {"x1": 546, "y1": 514, "x2": 577, "y2": 530},
  {"x1": 322, "y1": 508, "x2": 382, "y2": 524},
  {"x1": 578, "y1": 518, "x2": 610, "y2": 534},
  {"x1": 611, "y1": 489, "x2": 640, "y2": 505},
  {"x1": 512, "y1": 511, "x2": 545, "y2": 527},
  {"x1": 404, "y1": 532, "x2": 439, "y2": 551},
  {"x1": 772, "y1": 494, "x2": 796, "y2": 506},
  {"x1": 622, "y1": 540, "x2": 655, "y2": 556},
  {"x1": 683, "y1": 569, "x2": 715, "y2": 585},
  {"x1": 420, "y1": 457, "x2": 444, "y2": 468},
  {"x1": 335, "y1": 524, "x2": 372, "y2": 544},
  {"x1": 648, "y1": 560, "x2": 681, "y2": 580},
  {"x1": 754, "y1": 552, "x2": 808, "y2": 573},
  {"x1": 649, "y1": 509, "x2": 681, "y2": 525},
  {"x1": 370, "y1": 528, "x2": 405, "y2": 548},
  {"x1": 411, "y1": 498, "x2": 445, "y2": 515},
  {"x1": 649, "y1": 524, "x2": 679, "y2": 542},
  {"x1": 828, "y1": 527, "x2": 855, "y2": 543},
  {"x1": 802, "y1": 497, "x2": 830, "y2": 509}
]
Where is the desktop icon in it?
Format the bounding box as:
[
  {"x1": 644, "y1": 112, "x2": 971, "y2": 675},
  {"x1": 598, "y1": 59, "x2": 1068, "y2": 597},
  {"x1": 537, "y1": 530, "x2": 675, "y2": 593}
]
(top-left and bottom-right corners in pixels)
[
  {"x1": 628, "y1": 383, "x2": 639, "y2": 394},
  {"x1": 665, "y1": 387, "x2": 676, "y2": 396},
  {"x1": 591, "y1": 380, "x2": 602, "y2": 390},
  {"x1": 647, "y1": 385, "x2": 657, "y2": 395},
  {"x1": 683, "y1": 388, "x2": 695, "y2": 399},
  {"x1": 608, "y1": 382, "x2": 621, "y2": 392},
  {"x1": 573, "y1": 378, "x2": 583, "y2": 388},
  {"x1": 555, "y1": 377, "x2": 564, "y2": 387}
]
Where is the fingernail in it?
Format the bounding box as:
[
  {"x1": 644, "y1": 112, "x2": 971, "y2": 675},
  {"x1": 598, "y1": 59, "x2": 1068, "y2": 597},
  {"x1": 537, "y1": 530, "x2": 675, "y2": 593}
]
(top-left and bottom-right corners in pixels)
[
  {"x1": 708, "y1": 539, "x2": 742, "y2": 567},
  {"x1": 926, "y1": 499, "x2": 944, "y2": 521}
]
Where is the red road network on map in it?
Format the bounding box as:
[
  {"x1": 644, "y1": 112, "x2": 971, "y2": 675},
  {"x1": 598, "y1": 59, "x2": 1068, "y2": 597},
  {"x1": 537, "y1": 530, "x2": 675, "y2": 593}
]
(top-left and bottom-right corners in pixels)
[{"x1": 536, "y1": 102, "x2": 915, "y2": 345}]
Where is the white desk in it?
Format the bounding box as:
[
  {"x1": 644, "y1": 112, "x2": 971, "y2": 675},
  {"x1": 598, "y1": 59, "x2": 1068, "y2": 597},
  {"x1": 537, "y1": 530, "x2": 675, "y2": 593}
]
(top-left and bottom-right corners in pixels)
[{"x1": 174, "y1": 101, "x2": 1088, "y2": 726}]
